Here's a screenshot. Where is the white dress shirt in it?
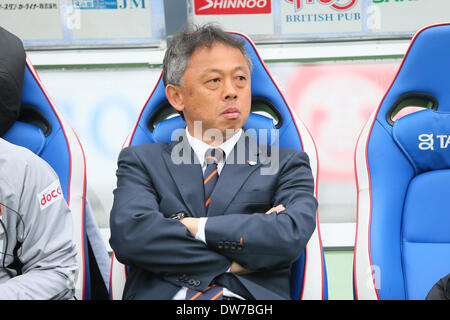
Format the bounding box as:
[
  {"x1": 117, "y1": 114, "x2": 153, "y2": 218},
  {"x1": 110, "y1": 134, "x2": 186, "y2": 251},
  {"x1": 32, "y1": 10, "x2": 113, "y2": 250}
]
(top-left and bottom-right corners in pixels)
[{"x1": 173, "y1": 128, "x2": 245, "y2": 300}]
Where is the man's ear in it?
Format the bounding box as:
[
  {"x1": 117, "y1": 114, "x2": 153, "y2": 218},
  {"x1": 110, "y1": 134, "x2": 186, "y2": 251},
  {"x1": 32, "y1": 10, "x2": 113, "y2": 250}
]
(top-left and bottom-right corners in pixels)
[{"x1": 165, "y1": 84, "x2": 184, "y2": 112}]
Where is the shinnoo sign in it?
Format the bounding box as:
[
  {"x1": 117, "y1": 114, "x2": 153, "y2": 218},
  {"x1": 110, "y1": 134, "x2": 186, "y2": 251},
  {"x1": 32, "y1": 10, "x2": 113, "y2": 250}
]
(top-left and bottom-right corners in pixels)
[
  {"x1": 194, "y1": 0, "x2": 271, "y2": 15},
  {"x1": 192, "y1": 0, "x2": 274, "y2": 35}
]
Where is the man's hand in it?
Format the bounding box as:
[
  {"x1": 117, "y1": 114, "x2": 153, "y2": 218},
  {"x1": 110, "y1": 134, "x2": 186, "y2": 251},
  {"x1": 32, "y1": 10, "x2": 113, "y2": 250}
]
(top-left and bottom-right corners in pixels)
[
  {"x1": 265, "y1": 204, "x2": 285, "y2": 215},
  {"x1": 179, "y1": 204, "x2": 285, "y2": 237},
  {"x1": 227, "y1": 204, "x2": 286, "y2": 277},
  {"x1": 179, "y1": 219, "x2": 253, "y2": 275},
  {"x1": 230, "y1": 261, "x2": 254, "y2": 275},
  {"x1": 180, "y1": 205, "x2": 284, "y2": 274},
  {"x1": 179, "y1": 217, "x2": 199, "y2": 237}
]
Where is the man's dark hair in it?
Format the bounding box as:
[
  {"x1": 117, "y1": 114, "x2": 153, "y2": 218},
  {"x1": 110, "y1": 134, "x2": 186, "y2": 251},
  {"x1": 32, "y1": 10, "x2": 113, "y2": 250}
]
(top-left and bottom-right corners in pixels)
[{"x1": 162, "y1": 23, "x2": 252, "y2": 87}]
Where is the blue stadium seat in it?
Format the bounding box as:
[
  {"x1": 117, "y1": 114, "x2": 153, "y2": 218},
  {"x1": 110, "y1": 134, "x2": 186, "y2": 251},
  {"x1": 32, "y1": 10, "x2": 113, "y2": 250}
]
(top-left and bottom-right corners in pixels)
[
  {"x1": 353, "y1": 23, "x2": 450, "y2": 300},
  {"x1": 3, "y1": 58, "x2": 109, "y2": 299},
  {"x1": 110, "y1": 32, "x2": 327, "y2": 300}
]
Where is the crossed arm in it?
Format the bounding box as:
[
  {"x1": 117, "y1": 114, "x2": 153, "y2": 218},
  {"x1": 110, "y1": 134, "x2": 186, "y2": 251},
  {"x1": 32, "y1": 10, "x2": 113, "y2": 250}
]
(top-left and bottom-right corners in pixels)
[
  {"x1": 110, "y1": 146, "x2": 317, "y2": 289},
  {"x1": 110, "y1": 147, "x2": 232, "y2": 291},
  {"x1": 179, "y1": 150, "x2": 317, "y2": 272},
  {"x1": 180, "y1": 204, "x2": 286, "y2": 274}
]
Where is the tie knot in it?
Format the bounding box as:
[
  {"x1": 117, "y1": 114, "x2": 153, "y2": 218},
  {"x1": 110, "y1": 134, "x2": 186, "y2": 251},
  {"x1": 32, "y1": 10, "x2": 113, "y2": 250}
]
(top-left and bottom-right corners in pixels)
[{"x1": 205, "y1": 148, "x2": 224, "y2": 165}]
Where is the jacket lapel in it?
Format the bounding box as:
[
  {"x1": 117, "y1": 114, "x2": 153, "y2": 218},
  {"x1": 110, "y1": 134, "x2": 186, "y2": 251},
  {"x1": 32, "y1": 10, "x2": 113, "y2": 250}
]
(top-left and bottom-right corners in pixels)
[
  {"x1": 207, "y1": 134, "x2": 263, "y2": 217},
  {"x1": 161, "y1": 131, "x2": 269, "y2": 218},
  {"x1": 161, "y1": 131, "x2": 206, "y2": 218}
]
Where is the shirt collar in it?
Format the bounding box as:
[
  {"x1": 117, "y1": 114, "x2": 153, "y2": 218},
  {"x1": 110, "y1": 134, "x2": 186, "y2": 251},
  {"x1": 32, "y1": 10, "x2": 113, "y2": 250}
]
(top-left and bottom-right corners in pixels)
[{"x1": 185, "y1": 128, "x2": 242, "y2": 166}]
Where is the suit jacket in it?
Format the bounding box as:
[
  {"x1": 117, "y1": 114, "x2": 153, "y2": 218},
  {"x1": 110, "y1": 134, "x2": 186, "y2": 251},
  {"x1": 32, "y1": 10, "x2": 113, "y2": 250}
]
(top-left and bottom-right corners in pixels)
[
  {"x1": 426, "y1": 273, "x2": 450, "y2": 300},
  {"x1": 109, "y1": 131, "x2": 318, "y2": 300}
]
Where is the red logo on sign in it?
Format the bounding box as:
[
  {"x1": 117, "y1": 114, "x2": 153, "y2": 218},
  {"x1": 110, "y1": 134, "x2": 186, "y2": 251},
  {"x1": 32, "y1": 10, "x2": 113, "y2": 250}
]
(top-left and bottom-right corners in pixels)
[
  {"x1": 286, "y1": 0, "x2": 357, "y2": 11},
  {"x1": 195, "y1": 0, "x2": 271, "y2": 15}
]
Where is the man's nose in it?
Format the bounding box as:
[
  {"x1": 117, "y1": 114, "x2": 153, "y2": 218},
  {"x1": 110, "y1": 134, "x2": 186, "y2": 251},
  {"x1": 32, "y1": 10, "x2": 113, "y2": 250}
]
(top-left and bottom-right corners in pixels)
[{"x1": 223, "y1": 78, "x2": 238, "y2": 100}]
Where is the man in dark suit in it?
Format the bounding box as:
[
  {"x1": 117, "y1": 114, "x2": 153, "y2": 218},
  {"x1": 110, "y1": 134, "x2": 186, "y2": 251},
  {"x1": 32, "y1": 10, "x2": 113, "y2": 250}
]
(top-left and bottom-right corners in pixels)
[{"x1": 109, "y1": 24, "x2": 318, "y2": 300}]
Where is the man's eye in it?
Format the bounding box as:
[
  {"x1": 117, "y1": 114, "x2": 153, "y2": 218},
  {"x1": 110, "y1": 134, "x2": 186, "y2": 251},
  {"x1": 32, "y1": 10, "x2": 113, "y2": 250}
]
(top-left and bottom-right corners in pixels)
[
  {"x1": 235, "y1": 76, "x2": 248, "y2": 83},
  {"x1": 205, "y1": 78, "x2": 221, "y2": 89},
  {"x1": 235, "y1": 76, "x2": 247, "y2": 87}
]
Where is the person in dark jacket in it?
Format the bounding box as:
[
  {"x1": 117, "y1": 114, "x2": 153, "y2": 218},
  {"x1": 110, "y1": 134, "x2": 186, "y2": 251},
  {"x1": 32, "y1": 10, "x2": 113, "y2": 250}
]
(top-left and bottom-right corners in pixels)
[
  {"x1": 109, "y1": 24, "x2": 318, "y2": 300},
  {"x1": 426, "y1": 273, "x2": 450, "y2": 300},
  {"x1": 0, "y1": 26, "x2": 25, "y2": 136}
]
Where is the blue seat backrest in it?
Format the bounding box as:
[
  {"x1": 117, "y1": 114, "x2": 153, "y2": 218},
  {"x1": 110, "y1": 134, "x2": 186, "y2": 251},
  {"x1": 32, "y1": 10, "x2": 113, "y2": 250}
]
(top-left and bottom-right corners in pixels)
[
  {"x1": 124, "y1": 32, "x2": 327, "y2": 300},
  {"x1": 355, "y1": 23, "x2": 450, "y2": 300},
  {"x1": 5, "y1": 63, "x2": 72, "y2": 198},
  {"x1": 394, "y1": 109, "x2": 450, "y2": 299},
  {"x1": 3, "y1": 121, "x2": 46, "y2": 155}
]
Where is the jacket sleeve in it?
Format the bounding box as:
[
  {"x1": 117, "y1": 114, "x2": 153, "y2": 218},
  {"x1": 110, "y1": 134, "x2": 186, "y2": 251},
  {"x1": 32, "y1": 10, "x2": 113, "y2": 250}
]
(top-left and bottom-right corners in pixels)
[
  {"x1": 204, "y1": 150, "x2": 318, "y2": 271},
  {"x1": 0, "y1": 153, "x2": 78, "y2": 300},
  {"x1": 109, "y1": 147, "x2": 231, "y2": 291}
]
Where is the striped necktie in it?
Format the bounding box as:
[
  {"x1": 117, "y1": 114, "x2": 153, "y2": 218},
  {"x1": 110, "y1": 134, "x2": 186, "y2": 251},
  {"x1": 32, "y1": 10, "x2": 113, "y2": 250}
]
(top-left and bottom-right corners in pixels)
[
  {"x1": 203, "y1": 148, "x2": 224, "y2": 211},
  {"x1": 185, "y1": 285, "x2": 223, "y2": 300},
  {"x1": 184, "y1": 148, "x2": 226, "y2": 300}
]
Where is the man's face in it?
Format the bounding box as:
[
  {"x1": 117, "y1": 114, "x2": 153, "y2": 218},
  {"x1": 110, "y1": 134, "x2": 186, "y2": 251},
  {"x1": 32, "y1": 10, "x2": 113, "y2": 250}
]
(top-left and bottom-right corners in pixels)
[{"x1": 167, "y1": 42, "x2": 252, "y2": 143}]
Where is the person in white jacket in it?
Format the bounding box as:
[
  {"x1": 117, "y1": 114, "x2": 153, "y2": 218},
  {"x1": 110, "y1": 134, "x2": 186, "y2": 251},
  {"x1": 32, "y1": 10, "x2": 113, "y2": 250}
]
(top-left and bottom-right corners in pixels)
[{"x1": 0, "y1": 137, "x2": 78, "y2": 299}]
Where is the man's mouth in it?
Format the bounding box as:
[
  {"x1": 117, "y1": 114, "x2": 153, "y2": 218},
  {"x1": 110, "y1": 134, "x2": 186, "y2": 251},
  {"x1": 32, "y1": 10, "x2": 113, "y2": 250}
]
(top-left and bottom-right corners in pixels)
[{"x1": 221, "y1": 107, "x2": 241, "y2": 119}]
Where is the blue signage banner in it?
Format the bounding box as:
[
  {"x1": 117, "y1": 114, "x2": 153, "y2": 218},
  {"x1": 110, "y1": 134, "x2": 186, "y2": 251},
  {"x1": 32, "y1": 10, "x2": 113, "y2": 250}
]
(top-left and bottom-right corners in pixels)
[{"x1": 73, "y1": 0, "x2": 120, "y2": 10}]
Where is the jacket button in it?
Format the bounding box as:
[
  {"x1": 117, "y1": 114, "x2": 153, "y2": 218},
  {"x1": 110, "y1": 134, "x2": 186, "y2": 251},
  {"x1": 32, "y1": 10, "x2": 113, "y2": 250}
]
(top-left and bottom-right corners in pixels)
[
  {"x1": 224, "y1": 241, "x2": 230, "y2": 249},
  {"x1": 188, "y1": 279, "x2": 197, "y2": 286}
]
